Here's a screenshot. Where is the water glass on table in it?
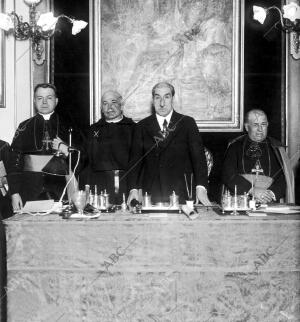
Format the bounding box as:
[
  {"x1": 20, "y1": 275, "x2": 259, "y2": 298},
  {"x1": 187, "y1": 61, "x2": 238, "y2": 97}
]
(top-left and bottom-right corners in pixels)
[{"x1": 71, "y1": 190, "x2": 87, "y2": 215}]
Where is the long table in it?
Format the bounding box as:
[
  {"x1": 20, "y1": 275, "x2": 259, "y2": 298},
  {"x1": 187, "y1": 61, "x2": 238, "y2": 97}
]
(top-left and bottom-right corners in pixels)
[{"x1": 3, "y1": 210, "x2": 300, "y2": 321}]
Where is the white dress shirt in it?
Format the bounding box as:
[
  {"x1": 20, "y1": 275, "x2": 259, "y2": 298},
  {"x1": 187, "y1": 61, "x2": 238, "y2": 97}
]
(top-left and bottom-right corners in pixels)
[
  {"x1": 155, "y1": 109, "x2": 206, "y2": 193},
  {"x1": 156, "y1": 110, "x2": 173, "y2": 131}
]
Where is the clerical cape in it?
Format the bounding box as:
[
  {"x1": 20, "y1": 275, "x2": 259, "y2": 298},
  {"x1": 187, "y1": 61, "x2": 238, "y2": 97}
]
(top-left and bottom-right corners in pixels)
[
  {"x1": 7, "y1": 113, "x2": 70, "y2": 203},
  {"x1": 222, "y1": 135, "x2": 293, "y2": 202}
]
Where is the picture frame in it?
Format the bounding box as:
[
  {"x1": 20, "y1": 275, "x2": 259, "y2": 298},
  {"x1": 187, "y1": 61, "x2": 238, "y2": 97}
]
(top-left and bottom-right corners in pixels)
[
  {"x1": 0, "y1": 0, "x2": 5, "y2": 108},
  {"x1": 90, "y1": 0, "x2": 244, "y2": 131}
]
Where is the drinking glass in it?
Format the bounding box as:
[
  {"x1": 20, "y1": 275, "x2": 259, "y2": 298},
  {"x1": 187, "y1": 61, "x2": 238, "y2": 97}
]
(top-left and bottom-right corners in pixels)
[
  {"x1": 72, "y1": 190, "x2": 87, "y2": 215},
  {"x1": 186, "y1": 200, "x2": 194, "y2": 209}
]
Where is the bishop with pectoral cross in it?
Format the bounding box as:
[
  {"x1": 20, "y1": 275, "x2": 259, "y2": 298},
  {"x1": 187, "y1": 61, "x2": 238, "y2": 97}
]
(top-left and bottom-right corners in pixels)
[
  {"x1": 8, "y1": 83, "x2": 72, "y2": 212},
  {"x1": 222, "y1": 109, "x2": 290, "y2": 204}
]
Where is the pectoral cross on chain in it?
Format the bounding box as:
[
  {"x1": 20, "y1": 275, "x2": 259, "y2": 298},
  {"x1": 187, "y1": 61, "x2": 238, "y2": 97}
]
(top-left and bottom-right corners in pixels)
[
  {"x1": 42, "y1": 121, "x2": 52, "y2": 151},
  {"x1": 251, "y1": 160, "x2": 264, "y2": 178},
  {"x1": 42, "y1": 132, "x2": 52, "y2": 151}
]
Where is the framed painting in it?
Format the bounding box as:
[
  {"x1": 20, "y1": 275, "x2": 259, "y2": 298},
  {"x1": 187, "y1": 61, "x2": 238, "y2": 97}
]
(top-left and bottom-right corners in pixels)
[
  {"x1": 0, "y1": 0, "x2": 5, "y2": 108},
  {"x1": 90, "y1": 0, "x2": 244, "y2": 131}
]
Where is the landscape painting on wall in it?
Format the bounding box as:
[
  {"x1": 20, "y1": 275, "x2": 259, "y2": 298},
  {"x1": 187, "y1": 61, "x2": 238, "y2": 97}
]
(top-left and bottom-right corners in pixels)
[{"x1": 100, "y1": 0, "x2": 244, "y2": 131}]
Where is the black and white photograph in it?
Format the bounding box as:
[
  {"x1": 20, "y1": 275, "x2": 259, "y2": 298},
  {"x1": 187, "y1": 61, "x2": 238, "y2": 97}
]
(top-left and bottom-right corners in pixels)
[{"x1": 0, "y1": 0, "x2": 300, "y2": 321}]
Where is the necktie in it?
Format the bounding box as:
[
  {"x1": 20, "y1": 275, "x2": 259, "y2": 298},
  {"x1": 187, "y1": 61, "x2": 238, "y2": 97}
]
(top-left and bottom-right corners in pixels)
[{"x1": 162, "y1": 119, "x2": 168, "y2": 137}]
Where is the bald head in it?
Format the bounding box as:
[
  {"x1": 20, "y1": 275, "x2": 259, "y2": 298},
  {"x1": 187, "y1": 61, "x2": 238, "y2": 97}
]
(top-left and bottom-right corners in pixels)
[
  {"x1": 244, "y1": 109, "x2": 268, "y2": 142},
  {"x1": 102, "y1": 90, "x2": 122, "y2": 102},
  {"x1": 101, "y1": 90, "x2": 123, "y2": 121},
  {"x1": 245, "y1": 109, "x2": 268, "y2": 124}
]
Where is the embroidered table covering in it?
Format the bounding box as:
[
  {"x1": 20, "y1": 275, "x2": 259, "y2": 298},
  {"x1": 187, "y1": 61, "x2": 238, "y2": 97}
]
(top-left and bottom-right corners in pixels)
[{"x1": 4, "y1": 210, "x2": 300, "y2": 321}]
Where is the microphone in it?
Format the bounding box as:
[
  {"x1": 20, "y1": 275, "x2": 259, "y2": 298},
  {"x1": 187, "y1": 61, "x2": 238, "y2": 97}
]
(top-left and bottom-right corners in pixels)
[
  {"x1": 56, "y1": 138, "x2": 78, "y2": 153},
  {"x1": 68, "y1": 146, "x2": 79, "y2": 152},
  {"x1": 130, "y1": 199, "x2": 141, "y2": 208}
]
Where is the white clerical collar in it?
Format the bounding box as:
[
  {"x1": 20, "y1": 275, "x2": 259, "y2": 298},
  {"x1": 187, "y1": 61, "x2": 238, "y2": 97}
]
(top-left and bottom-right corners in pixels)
[
  {"x1": 38, "y1": 112, "x2": 54, "y2": 120},
  {"x1": 106, "y1": 115, "x2": 124, "y2": 123},
  {"x1": 156, "y1": 110, "x2": 173, "y2": 131}
]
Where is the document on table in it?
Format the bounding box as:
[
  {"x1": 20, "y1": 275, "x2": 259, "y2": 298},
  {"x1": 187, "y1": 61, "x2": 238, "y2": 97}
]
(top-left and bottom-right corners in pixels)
[
  {"x1": 247, "y1": 212, "x2": 267, "y2": 217},
  {"x1": 22, "y1": 200, "x2": 55, "y2": 213},
  {"x1": 262, "y1": 205, "x2": 300, "y2": 214}
]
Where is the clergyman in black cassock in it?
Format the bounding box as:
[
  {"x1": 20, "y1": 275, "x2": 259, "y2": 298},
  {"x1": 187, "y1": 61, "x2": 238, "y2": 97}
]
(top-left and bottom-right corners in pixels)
[
  {"x1": 222, "y1": 109, "x2": 294, "y2": 203},
  {"x1": 7, "y1": 83, "x2": 72, "y2": 210},
  {"x1": 80, "y1": 90, "x2": 135, "y2": 204}
]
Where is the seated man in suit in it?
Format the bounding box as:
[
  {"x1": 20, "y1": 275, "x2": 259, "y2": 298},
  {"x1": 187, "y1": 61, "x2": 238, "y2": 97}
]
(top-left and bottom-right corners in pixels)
[
  {"x1": 80, "y1": 90, "x2": 135, "y2": 204},
  {"x1": 7, "y1": 83, "x2": 74, "y2": 211},
  {"x1": 127, "y1": 81, "x2": 211, "y2": 205},
  {"x1": 222, "y1": 109, "x2": 294, "y2": 204}
]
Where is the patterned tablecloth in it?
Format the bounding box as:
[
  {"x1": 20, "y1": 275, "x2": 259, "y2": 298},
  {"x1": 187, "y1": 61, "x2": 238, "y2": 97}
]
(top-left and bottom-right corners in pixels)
[{"x1": 3, "y1": 209, "x2": 300, "y2": 322}]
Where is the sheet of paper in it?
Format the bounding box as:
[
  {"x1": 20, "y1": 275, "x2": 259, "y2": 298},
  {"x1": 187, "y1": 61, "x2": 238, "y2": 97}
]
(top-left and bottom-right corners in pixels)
[
  {"x1": 22, "y1": 200, "x2": 55, "y2": 213},
  {"x1": 247, "y1": 212, "x2": 267, "y2": 217}
]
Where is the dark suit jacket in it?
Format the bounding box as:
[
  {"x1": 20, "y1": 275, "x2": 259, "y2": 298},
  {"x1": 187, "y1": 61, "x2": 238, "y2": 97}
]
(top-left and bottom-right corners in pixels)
[{"x1": 128, "y1": 111, "x2": 208, "y2": 203}]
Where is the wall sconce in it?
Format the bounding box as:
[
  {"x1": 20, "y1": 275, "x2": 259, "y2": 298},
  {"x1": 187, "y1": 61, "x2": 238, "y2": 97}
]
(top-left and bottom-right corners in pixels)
[
  {"x1": 0, "y1": 0, "x2": 88, "y2": 65},
  {"x1": 253, "y1": 2, "x2": 300, "y2": 60}
]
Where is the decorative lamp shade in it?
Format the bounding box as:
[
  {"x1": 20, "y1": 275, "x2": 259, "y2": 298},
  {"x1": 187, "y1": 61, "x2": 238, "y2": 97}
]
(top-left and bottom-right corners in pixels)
[
  {"x1": 42, "y1": 154, "x2": 68, "y2": 176},
  {"x1": 0, "y1": 0, "x2": 88, "y2": 65},
  {"x1": 24, "y1": 0, "x2": 42, "y2": 5},
  {"x1": 253, "y1": 3, "x2": 300, "y2": 59}
]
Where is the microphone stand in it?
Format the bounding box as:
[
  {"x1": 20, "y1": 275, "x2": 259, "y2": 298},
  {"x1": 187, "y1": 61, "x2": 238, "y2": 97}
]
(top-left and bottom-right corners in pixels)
[
  {"x1": 59, "y1": 128, "x2": 81, "y2": 215},
  {"x1": 69, "y1": 127, "x2": 73, "y2": 176},
  {"x1": 66, "y1": 127, "x2": 73, "y2": 207}
]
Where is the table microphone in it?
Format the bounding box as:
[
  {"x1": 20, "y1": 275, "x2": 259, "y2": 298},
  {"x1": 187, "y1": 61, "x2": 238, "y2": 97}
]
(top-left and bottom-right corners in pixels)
[
  {"x1": 130, "y1": 199, "x2": 141, "y2": 208},
  {"x1": 68, "y1": 146, "x2": 79, "y2": 152}
]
